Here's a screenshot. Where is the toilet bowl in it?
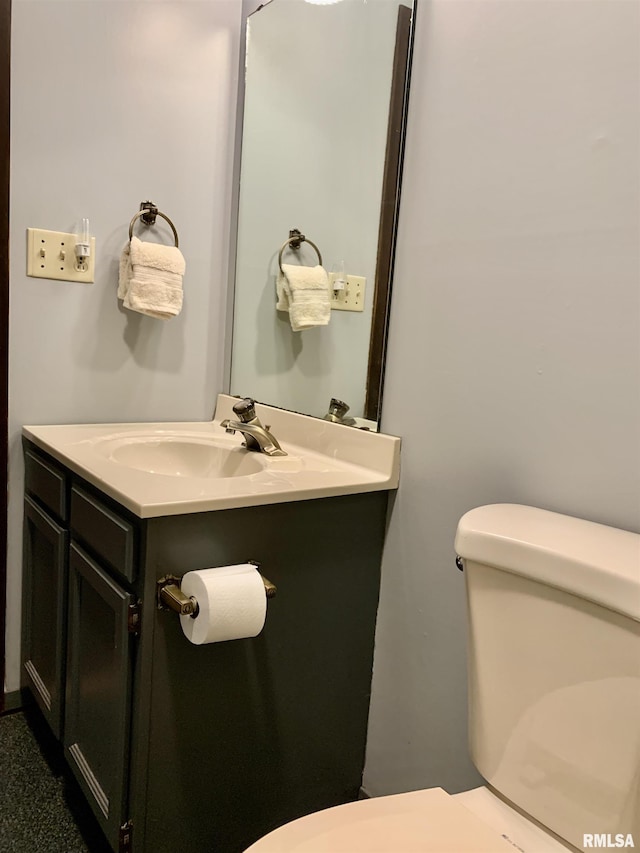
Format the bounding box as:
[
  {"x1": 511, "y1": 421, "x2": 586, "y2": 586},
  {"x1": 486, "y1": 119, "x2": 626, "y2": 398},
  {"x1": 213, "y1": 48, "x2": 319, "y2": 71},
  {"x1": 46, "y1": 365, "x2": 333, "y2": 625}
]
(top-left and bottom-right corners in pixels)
[
  {"x1": 246, "y1": 505, "x2": 640, "y2": 853},
  {"x1": 245, "y1": 785, "x2": 572, "y2": 852}
]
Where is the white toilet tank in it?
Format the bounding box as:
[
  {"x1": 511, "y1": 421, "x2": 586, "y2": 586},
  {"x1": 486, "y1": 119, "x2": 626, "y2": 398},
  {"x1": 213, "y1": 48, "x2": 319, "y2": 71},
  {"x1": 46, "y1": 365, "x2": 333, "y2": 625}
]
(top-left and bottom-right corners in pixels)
[{"x1": 455, "y1": 504, "x2": 640, "y2": 852}]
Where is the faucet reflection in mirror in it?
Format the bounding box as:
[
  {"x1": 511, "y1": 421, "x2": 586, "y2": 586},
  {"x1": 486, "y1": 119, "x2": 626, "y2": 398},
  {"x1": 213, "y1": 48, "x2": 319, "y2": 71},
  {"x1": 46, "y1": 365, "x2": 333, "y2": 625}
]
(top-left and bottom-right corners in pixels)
[
  {"x1": 229, "y1": 0, "x2": 415, "y2": 428},
  {"x1": 323, "y1": 397, "x2": 357, "y2": 427}
]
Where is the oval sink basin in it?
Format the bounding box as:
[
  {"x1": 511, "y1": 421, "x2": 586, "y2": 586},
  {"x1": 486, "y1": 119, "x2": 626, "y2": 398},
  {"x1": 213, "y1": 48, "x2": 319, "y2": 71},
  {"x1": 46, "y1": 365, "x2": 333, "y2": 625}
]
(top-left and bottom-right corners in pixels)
[{"x1": 94, "y1": 434, "x2": 265, "y2": 479}]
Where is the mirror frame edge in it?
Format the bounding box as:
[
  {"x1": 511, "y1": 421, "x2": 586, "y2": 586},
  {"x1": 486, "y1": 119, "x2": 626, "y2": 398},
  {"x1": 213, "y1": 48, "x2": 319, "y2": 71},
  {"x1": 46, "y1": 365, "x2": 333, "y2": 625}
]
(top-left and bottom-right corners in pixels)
[{"x1": 364, "y1": 0, "x2": 417, "y2": 423}]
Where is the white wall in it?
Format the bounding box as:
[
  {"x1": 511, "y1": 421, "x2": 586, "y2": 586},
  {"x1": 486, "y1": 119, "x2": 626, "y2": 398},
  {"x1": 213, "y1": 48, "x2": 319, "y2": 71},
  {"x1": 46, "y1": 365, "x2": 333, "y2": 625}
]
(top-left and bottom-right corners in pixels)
[
  {"x1": 365, "y1": 0, "x2": 640, "y2": 796},
  {"x1": 6, "y1": 0, "x2": 242, "y2": 693}
]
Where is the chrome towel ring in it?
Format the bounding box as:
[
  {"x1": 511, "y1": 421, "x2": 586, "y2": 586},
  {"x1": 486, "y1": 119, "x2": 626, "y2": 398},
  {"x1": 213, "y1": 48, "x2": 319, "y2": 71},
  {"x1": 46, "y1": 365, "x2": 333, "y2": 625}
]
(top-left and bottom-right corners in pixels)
[
  {"x1": 278, "y1": 228, "x2": 322, "y2": 273},
  {"x1": 129, "y1": 201, "x2": 179, "y2": 248}
]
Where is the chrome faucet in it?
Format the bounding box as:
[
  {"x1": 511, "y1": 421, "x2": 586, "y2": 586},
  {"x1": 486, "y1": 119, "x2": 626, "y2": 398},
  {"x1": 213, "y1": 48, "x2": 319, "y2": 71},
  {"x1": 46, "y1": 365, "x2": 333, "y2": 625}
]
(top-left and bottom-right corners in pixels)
[{"x1": 221, "y1": 398, "x2": 287, "y2": 457}]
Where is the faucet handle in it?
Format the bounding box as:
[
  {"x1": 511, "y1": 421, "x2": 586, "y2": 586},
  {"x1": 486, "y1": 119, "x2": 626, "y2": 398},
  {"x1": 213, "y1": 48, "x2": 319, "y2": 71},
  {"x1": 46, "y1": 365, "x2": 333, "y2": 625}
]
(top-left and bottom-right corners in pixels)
[
  {"x1": 327, "y1": 398, "x2": 350, "y2": 420},
  {"x1": 232, "y1": 397, "x2": 257, "y2": 423}
]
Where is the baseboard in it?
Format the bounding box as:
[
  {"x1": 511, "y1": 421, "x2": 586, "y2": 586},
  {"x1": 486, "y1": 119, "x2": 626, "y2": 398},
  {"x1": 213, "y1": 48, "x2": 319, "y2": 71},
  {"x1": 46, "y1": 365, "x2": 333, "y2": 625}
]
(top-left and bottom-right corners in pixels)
[
  {"x1": 358, "y1": 786, "x2": 372, "y2": 800},
  {"x1": 2, "y1": 688, "x2": 27, "y2": 716}
]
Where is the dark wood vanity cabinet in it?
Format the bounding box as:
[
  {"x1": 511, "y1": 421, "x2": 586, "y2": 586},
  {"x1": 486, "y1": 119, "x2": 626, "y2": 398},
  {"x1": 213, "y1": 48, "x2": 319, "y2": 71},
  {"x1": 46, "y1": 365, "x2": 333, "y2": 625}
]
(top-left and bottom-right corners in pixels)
[
  {"x1": 22, "y1": 440, "x2": 389, "y2": 853},
  {"x1": 23, "y1": 445, "x2": 140, "y2": 850}
]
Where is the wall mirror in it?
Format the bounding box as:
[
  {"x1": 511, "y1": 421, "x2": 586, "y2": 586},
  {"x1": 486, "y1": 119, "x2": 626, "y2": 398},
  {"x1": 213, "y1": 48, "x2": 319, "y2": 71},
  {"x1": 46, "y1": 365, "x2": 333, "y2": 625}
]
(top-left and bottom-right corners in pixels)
[{"x1": 229, "y1": 0, "x2": 415, "y2": 429}]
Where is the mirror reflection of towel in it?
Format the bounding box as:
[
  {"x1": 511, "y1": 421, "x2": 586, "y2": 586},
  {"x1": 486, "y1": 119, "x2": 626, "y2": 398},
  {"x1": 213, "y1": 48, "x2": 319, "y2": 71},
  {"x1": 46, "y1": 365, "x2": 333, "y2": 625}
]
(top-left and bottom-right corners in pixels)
[
  {"x1": 118, "y1": 236, "x2": 186, "y2": 320},
  {"x1": 276, "y1": 263, "x2": 331, "y2": 332}
]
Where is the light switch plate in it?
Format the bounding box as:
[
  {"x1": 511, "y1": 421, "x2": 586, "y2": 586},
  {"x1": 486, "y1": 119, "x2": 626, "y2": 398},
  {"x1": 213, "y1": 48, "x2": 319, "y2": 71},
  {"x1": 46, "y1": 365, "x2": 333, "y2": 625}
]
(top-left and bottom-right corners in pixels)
[
  {"x1": 330, "y1": 274, "x2": 366, "y2": 312},
  {"x1": 27, "y1": 228, "x2": 95, "y2": 283}
]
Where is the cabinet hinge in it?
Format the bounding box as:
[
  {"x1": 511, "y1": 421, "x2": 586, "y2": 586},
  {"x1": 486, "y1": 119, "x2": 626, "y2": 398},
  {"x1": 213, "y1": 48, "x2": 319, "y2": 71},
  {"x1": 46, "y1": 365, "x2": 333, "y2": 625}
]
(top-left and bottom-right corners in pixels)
[
  {"x1": 127, "y1": 601, "x2": 141, "y2": 635},
  {"x1": 119, "y1": 819, "x2": 133, "y2": 853}
]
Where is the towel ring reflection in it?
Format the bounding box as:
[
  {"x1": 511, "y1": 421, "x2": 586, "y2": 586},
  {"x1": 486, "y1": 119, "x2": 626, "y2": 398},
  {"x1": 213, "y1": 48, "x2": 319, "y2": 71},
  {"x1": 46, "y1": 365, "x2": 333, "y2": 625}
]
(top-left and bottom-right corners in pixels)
[
  {"x1": 278, "y1": 229, "x2": 322, "y2": 273},
  {"x1": 129, "y1": 203, "x2": 179, "y2": 248}
]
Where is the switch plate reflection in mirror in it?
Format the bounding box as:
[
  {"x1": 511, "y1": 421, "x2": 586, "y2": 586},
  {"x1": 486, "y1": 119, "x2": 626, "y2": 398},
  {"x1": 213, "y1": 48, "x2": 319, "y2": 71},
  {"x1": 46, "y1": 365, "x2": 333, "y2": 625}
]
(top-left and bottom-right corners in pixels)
[{"x1": 330, "y1": 274, "x2": 365, "y2": 312}]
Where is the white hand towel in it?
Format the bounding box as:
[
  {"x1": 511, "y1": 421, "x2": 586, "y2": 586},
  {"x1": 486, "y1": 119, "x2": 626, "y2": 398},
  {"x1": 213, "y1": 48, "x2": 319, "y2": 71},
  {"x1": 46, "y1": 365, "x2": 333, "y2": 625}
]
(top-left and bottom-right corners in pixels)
[
  {"x1": 118, "y1": 236, "x2": 186, "y2": 320},
  {"x1": 276, "y1": 263, "x2": 331, "y2": 332}
]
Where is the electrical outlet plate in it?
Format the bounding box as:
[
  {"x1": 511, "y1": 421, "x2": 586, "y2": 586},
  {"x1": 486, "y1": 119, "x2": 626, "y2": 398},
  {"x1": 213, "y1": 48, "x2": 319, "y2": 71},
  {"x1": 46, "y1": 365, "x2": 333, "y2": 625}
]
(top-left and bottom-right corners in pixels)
[
  {"x1": 330, "y1": 274, "x2": 366, "y2": 312},
  {"x1": 27, "y1": 228, "x2": 95, "y2": 283}
]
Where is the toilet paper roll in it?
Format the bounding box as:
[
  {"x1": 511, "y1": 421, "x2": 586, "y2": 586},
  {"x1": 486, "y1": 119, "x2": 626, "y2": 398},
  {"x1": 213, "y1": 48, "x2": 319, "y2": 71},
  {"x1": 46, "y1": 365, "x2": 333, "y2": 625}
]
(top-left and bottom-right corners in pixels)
[{"x1": 179, "y1": 564, "x2": 267, "y2": 645}]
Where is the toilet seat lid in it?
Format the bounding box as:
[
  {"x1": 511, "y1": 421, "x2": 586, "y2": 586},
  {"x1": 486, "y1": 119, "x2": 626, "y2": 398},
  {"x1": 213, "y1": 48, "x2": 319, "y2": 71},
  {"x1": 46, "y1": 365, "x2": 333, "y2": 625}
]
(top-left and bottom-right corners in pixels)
[{"x1": 245, "y1": 788, "x2": 517, "y2": 852}]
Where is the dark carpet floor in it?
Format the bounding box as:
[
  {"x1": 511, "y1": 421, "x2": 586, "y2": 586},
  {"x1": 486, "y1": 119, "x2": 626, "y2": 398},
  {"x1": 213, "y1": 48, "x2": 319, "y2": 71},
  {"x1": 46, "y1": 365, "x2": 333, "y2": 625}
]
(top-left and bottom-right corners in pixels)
[{"x1": 0, "y1": 709, "x2": 111, "y2": 853}]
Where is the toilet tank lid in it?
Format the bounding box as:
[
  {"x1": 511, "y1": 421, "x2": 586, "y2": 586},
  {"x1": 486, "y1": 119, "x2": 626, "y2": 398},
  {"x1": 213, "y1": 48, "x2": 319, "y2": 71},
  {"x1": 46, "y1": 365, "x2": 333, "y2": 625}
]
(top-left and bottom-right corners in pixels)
[{"x1": 455, "y1": 504, "x2": 640, "y2": 622}]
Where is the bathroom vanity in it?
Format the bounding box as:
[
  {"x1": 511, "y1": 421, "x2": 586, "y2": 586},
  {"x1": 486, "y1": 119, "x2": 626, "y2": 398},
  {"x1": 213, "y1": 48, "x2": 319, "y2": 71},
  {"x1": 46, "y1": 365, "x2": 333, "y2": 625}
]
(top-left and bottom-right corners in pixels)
[{"x1": 21, "y1": 396, "x2": 400, "y2": 853}]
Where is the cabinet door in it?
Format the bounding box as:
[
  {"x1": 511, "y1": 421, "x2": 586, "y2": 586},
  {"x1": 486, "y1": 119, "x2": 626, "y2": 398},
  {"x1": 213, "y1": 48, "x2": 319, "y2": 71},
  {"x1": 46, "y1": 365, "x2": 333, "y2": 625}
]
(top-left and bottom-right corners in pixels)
[
  {"x1": 22, "y1": 496, "x2": 68, "y2": 738},
  {"x1": 65, "y1": 542, "x2": 136, "y2": 850}
]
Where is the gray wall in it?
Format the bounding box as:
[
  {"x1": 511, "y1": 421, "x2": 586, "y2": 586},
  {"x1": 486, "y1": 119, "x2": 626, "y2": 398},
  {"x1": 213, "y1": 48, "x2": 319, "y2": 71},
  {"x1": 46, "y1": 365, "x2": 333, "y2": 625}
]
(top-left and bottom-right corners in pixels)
[
  {"x1": 365, "y1": 0, "x2": 640, "y2": 796},
  {"x1": 6, "y1": 0, "x2": 242, "y2": 692}
]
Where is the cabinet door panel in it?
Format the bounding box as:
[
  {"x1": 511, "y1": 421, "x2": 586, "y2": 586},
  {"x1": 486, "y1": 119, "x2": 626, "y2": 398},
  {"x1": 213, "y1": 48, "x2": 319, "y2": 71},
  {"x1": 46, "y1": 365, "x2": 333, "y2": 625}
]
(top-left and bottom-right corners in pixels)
[
  {"x1": 22, "y1": 496, "x2": 68, "y2": 738},
  {"x1": 65, "y1": 542, "x2": 135, "y2": 849}
]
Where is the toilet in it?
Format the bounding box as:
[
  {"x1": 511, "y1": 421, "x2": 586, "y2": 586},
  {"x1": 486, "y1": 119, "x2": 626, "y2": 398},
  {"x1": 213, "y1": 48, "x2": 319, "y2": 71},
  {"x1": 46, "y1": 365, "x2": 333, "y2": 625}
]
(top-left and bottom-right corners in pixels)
[{"x1": 246, "y1": 504, "x2": 640, "y2": 852}]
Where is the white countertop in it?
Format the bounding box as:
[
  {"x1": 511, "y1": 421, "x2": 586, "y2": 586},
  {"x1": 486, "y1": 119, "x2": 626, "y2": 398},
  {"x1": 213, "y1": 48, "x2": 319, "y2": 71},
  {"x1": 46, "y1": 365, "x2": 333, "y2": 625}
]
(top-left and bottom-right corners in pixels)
[{"x1": 23, "y1": 395, "x2": 401, "y2": 518}]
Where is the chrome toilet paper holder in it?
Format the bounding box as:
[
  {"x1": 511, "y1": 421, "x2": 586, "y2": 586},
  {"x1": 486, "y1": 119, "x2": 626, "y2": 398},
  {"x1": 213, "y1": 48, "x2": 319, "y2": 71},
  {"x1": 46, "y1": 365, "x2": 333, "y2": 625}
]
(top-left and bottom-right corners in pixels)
[{"x1": 157, "y1": 561, "x2": 277, "y2": 619}]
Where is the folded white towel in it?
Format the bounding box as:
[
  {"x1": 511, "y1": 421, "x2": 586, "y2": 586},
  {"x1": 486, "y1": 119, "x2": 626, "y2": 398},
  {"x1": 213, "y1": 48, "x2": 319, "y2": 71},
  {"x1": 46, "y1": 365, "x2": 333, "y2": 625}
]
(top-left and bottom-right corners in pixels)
[
  {"x1": 118, "y1": 236, "x2": 186, "y2": 320},
  {"x1": 276, "y1": 263, "x2": 331, "y2": 332}
]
